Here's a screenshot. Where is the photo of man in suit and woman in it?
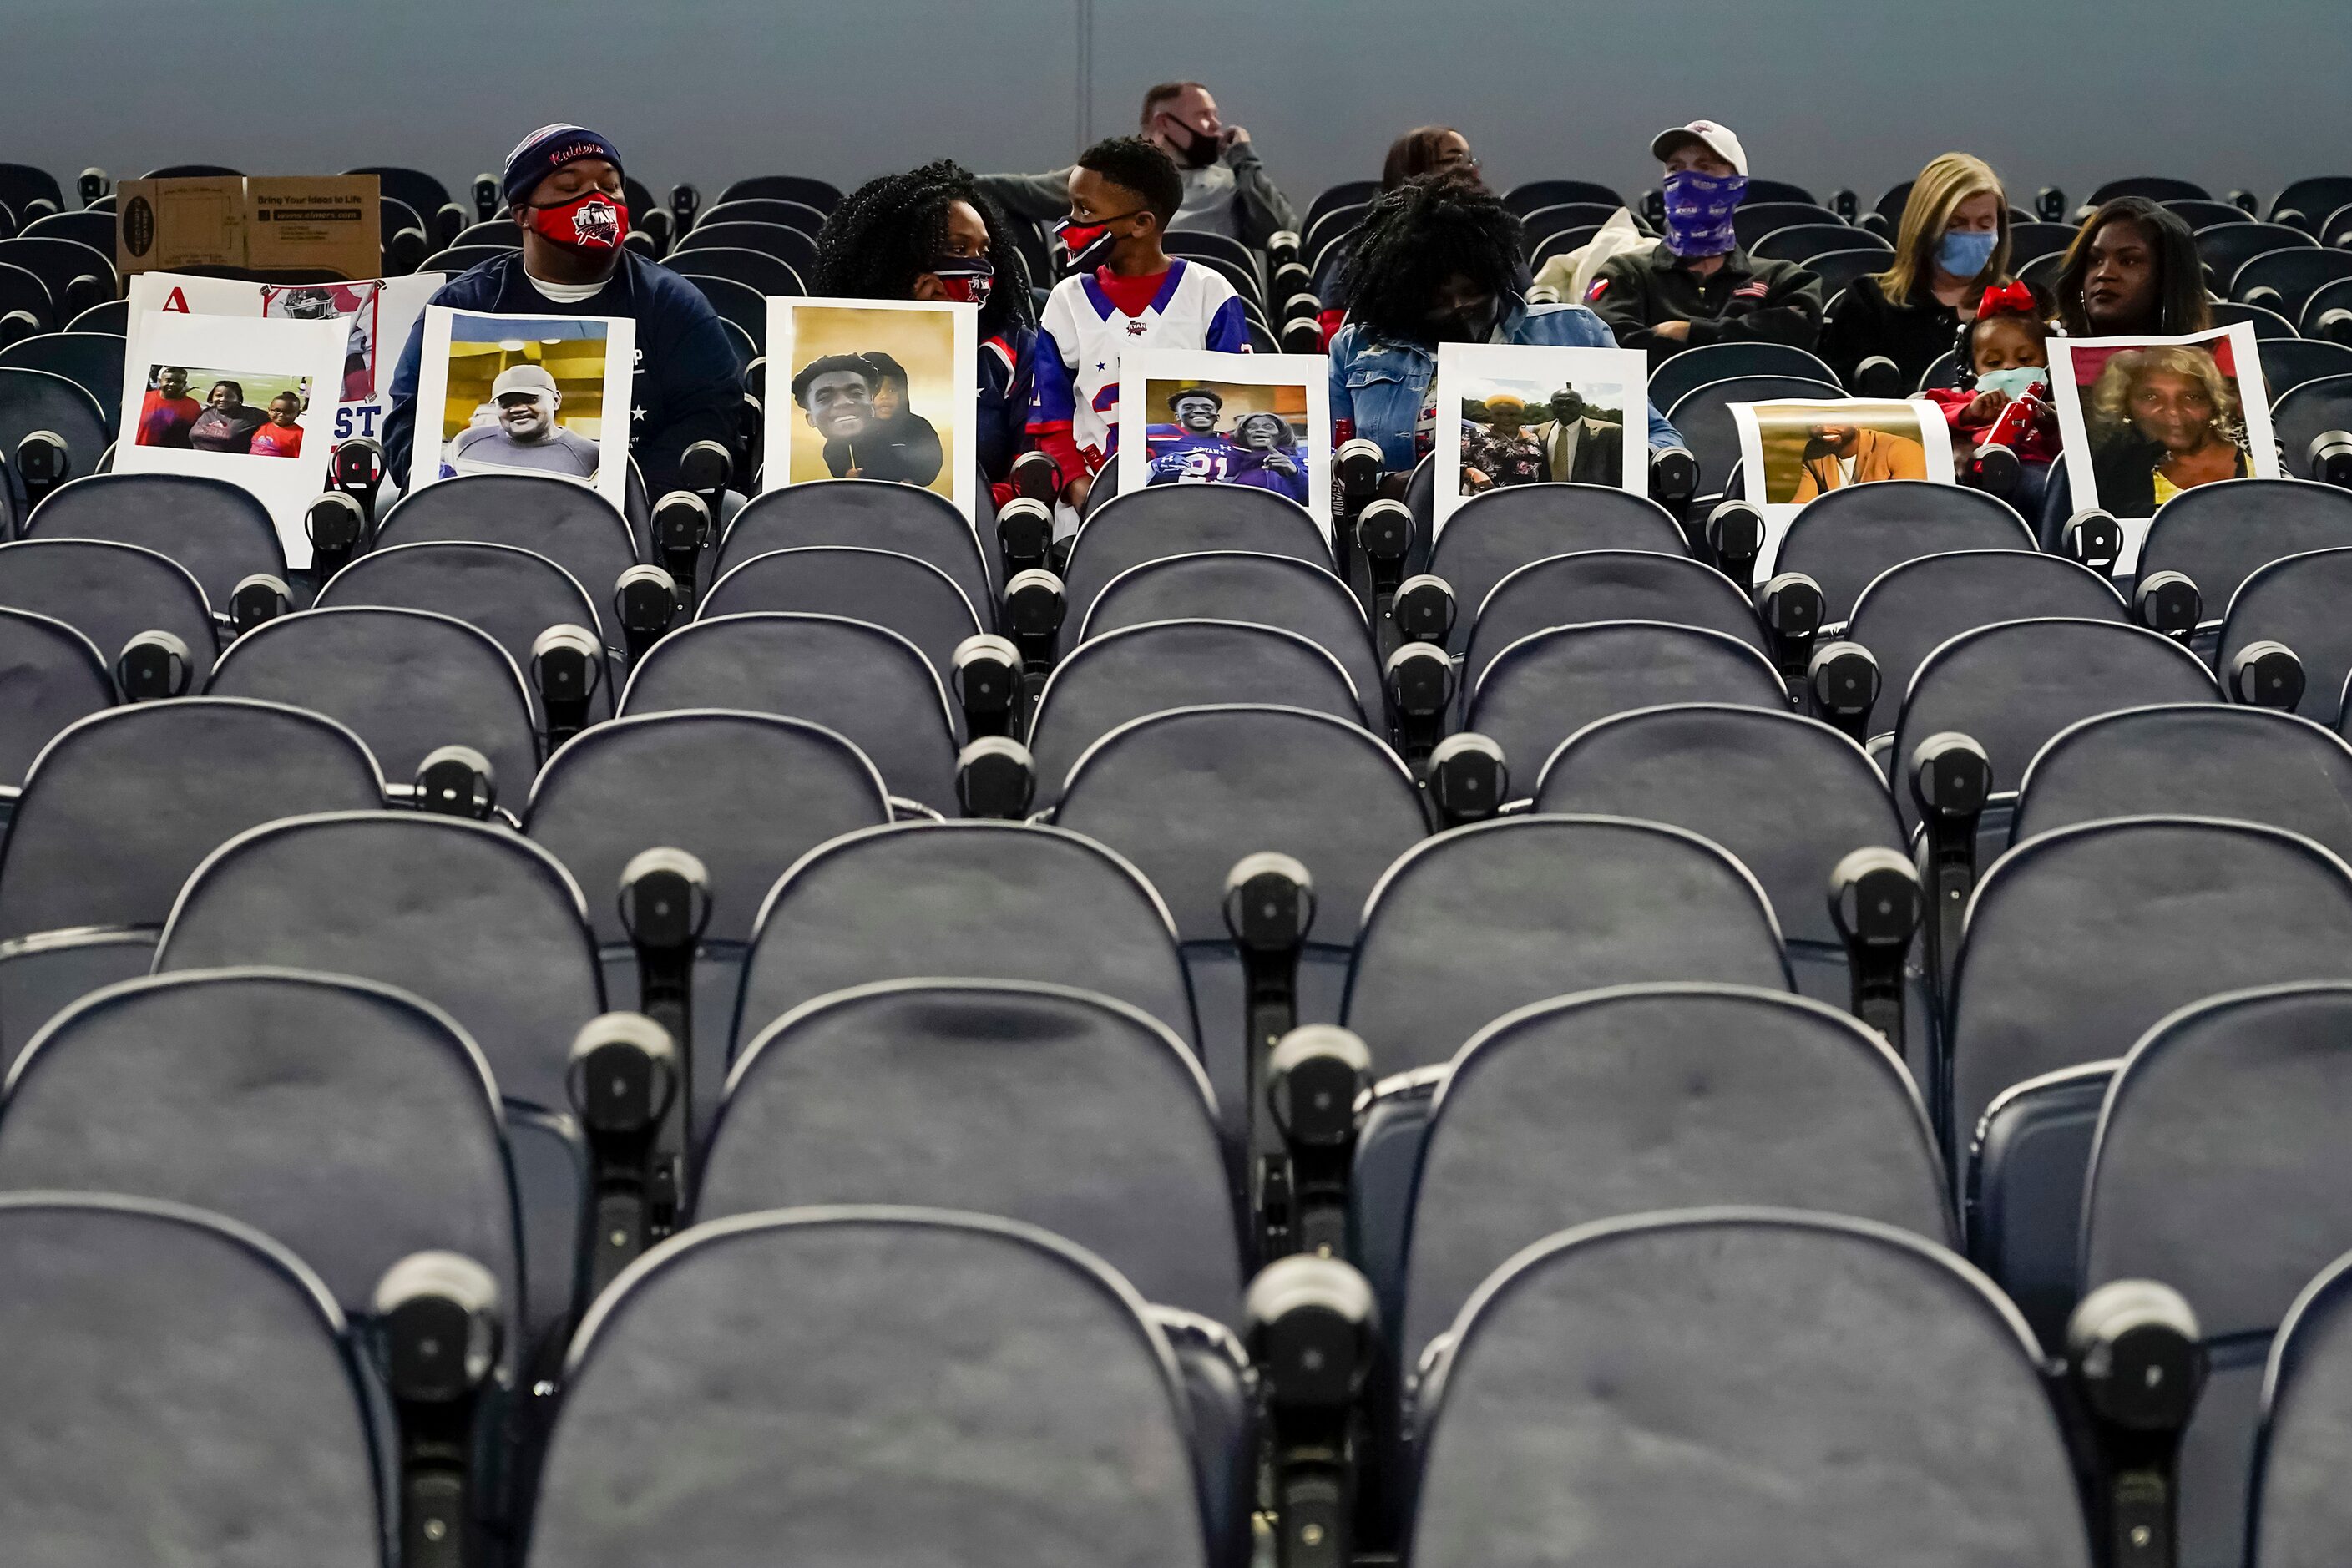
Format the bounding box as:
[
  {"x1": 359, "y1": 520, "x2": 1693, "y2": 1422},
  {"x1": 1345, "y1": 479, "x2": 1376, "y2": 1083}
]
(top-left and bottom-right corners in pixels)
[{"x1": 1459, "y1": 383, "x2": 1631, "y2": 491}]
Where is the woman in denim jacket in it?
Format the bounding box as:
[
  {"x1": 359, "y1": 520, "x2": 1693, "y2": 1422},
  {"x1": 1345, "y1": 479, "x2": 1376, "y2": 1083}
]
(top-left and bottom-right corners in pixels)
[{"x1": 1325, "y1": 176, "x2": 1679, "y2": 473}]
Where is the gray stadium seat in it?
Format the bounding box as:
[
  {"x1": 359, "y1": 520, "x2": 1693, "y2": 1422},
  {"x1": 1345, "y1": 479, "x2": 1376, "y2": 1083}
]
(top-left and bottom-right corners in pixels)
[
  {"x1": 375, "y1": 473, "x2": 640, "y2": 609},
  {"x1": 1464, "y1": 549, "x2": 1767, "y2": 696},
  {"x1": 203, "y1": 605, "x2": 539, "y2": 793},
  {"x1": 0, "y1": 536, "x2": 216, "y2": 675},
  {"x1": 1773, "y1": 480, "x2": 2037, "y2": 621},
  {"x1": 0, "y1": 606, "x2": 110, "y2": 794},
  {"x1": 1409, "y1": 1209, "x2": 2091, "y2": 1568},
  {"x1": 1465, "y1": 620, "x2": 1788, "y2": 785},
  {"x1": 2252, "y1": 1245, "x2": 2352, "y2": 1565},
  {"x1": 618, "y1": 612, "x2": 960, "y2": 812},
  {"x1": 1427, "y1": 485, "x2": 1692, "y2": 657},
  {"x1": 1343, "y1": 815, "x2": 1790, "y2": 1078},
  {"x1": 698, "y1": 546, "x2": 984, "y2": 681},
  {"x1": 1076, "y1": 549, "x2": 1378, "y2": 699},
  {"x1": 0, "y1": 1193, "x2": 381, "y2": 1568},
  {"x1": 1064, "y1": 485, "x2": 1334, "y2": 635},
  {"x1": 704, "y1": 979, "x2": 1240, "y2": 1323},
  {"x1": 2135, "y1": 479, "x2": 2352, "y2": 633},
  {"x1": 23, "y1": 473, "x2": 286, "y2": 611},
  {"x1": 527, "y1": 1208, "x2": 1214, "y2": 1568},
  {"x1": 716, "y1": 481, "x2": 994, "y2": 609},
  {"x1": 2215, "y1": 548, "x2": 2352, "y2": 723}
]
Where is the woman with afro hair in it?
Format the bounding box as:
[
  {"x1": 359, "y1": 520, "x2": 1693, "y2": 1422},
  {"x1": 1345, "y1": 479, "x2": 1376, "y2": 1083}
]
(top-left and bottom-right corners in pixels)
[
  {"x1": 812, "y1": 160, "x2": 1039, "y2": 493},
  {"x1": 1324, "y1": 175, "x2": 1680, "y2": 473}
]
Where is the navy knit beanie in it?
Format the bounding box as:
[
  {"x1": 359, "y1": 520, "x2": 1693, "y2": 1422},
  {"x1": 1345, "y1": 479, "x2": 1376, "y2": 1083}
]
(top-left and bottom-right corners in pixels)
[{"x1": 503, "y1": 124, "x2": 624, "y2": 210}]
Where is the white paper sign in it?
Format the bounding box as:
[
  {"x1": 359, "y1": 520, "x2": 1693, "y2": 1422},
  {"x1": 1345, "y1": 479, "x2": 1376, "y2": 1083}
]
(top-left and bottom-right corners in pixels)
[
  {"x1": 1728, "y1": 397, "x2": 1958, "y2": 577},
  {"x1": 762, "y1": 295, "x2": 980, "y2": 524},
  {"x1": 408, "y1": 306, "x2": 635, "y2": 514},
  {"x1": 1434, "y1": 342, "x2": 1650, "y2": 530},
  {"x1": 115, "y1": 311, "x2": 348, "y2": 564},
  {"x1": 1116, "y1": 348, "x2": 1333, "y2": 544}
]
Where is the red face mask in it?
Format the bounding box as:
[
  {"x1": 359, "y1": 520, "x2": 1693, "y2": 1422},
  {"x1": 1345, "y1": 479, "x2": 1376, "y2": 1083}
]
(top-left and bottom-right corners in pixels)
[{"x1": 529, "y1": 189, "x2": 629, "y2": 252}]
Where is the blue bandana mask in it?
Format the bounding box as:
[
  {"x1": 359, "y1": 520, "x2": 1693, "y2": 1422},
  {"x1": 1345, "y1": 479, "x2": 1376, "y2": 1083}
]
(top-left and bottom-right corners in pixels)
[
  {"x1": 1660, "y1": 169, "x2": 1747, "y2": 257},
  {"x1": 1939, "y1": 229, "x2": 1999, "y2": 279}
]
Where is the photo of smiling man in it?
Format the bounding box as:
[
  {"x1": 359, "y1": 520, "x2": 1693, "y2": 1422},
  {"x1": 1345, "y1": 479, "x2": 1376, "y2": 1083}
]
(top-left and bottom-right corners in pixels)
[
  {"x1": 413, "y1": 307, "x2": 631, "y2": 503},
  {"x1": 446, "y1": 362, "x2": 600, "y2": 479}
]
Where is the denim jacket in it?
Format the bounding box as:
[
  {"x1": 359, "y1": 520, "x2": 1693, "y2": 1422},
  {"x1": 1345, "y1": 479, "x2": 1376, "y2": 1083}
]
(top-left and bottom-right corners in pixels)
[{"x1": 1326, "y1": 299, "x2": 1681, "y2": 471}]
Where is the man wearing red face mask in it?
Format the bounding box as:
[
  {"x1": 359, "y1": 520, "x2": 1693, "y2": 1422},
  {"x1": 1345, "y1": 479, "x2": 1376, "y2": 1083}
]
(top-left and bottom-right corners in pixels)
[{"x1": 382, "y1": 123, "x2": 743, "y2": 503}]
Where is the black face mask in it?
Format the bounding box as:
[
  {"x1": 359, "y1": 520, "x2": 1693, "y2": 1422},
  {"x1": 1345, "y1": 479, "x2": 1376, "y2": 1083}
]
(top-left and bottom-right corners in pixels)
[
  {"x1": 1426, "y1": 297, "x2": 1500, "y2": 344},
  {"x1": 1163, "y1": 118, "x2": 1220, "y2": 169}
]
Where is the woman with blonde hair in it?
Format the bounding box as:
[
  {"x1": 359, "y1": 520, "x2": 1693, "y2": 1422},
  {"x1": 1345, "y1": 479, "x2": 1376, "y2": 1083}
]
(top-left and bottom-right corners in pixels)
[
  {"x1": 2087, "y1": 343, "x2": 2248, "y2": 513},
  {"x1": 1819, "y1": 152, "x2": 2013, "y2": 390}
]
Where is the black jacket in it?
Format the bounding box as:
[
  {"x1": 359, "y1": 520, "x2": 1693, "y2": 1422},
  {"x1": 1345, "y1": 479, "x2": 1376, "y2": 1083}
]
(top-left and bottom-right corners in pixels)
[
  {"x1": 1586, "y1": 244, "x2": 1825, "y2": 368},
  {"x1": 1818, "y1": 274, "x2": 1964, "y2": 392}
]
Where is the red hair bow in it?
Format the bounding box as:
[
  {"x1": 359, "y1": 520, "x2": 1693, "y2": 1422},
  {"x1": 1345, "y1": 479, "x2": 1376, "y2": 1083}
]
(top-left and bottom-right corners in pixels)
[{"x1": 1977, "y1": 280, "x2": 2039, "y2": 319}]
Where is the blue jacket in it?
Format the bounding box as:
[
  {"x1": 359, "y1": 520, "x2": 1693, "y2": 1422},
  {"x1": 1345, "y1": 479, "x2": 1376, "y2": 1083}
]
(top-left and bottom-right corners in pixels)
[
  {"x1": 1326, "y1": 299, "x2": 1680, "y2": 472},
  {"x1": 384, "y1": 250, "x2": 745, "y2": 501}
]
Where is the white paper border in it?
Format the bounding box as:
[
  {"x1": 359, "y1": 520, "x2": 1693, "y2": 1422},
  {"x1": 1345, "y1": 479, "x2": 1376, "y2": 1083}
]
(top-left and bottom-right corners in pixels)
[
  {"x1": 1115, "y1": 347, "x2": 1333, "y2": 544},
  {"x1": 760, "y1": 294, "x2": 979, "y2": 524},
  {"x1": 1730, "y1": 397, "x2": 1957, "y2": 579},
  {"x1": 408, "y1": 305, "x2": 635, "y2": 515},
  {"x1": 1434, "y1": 341, "x2": 1649, "y2": 531}
]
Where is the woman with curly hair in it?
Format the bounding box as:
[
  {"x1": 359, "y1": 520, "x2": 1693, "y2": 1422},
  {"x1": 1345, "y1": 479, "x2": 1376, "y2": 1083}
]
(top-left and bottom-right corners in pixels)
[
  {"x1": 2087, "y1": 343, "x2": 2248, "y2": 513},
  {"x1": 811, "y1": 160, "x2": 1037, "y2": 491},
  {"x1": 1324, "y1": 174, "x2": 1678, "y2": 472}
]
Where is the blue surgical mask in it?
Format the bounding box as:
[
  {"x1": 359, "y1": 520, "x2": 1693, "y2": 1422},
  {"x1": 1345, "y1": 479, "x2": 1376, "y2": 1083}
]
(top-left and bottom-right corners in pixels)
[
  {"x1": 1975, "y1": 365, "x2": 2047, "y2": 399},
  {"x1": 1660, "y1": 169, "x2": 1747, "y2": 258},
  {"x1": 1939, "y1": 228, "x2": 1999, "y2": 279}
]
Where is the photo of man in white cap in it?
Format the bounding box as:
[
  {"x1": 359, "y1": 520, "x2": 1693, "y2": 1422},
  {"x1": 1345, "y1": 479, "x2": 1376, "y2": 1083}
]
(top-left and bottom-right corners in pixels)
[{"x1": 444, "y1": 362, "x2": 601, "y2": 479}]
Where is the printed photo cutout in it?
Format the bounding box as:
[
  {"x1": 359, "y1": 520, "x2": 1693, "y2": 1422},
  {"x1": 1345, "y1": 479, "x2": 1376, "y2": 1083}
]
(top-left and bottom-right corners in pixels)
[
  {"x1": 1117, "y1": 349, "x2": 1334, "y2": 544},
  {"x1": 2051, "y1": 322, "x2": 2276, "y2": 566},
  {"x1": 1729, "y1": 397, "x2": 1956, "y2": 572},
  {"x1": 409, "y1": 306, "x2": 635, "y2": 513},
  {"x1": 763, "y1": 296, "x2": 979, "y2": 522},
  {"x1": 1434, "y1": 342, "x2": 1648, "y2": 527},
  {"x1": 126, "y1": 270, "x2": 441, "y2": 446},
  {"x1": 114, "y1": 308, "x2": 347, "y2": 563}
]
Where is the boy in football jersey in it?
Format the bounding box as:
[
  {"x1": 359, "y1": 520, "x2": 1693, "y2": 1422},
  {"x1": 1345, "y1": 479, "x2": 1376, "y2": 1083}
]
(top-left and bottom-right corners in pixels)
[{"x1": 1028, "y1": 137, "x2": 1250, "y2": 513}]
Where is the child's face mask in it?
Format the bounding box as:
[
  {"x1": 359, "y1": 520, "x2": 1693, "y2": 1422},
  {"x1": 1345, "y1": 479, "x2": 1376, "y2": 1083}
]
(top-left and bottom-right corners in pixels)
[{"x1": 1978, "y1": 366, "x2": 2049, "y2": 399}]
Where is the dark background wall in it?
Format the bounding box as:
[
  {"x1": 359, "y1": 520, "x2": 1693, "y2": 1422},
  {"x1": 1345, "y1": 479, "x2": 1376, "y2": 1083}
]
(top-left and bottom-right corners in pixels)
[{"x1": 10, "y1": 0, "x2": 2347, "y2": 210}]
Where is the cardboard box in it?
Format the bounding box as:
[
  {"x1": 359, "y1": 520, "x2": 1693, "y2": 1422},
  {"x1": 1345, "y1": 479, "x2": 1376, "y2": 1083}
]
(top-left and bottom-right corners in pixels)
[{"x1": 117, "y1": 175, "x2": 380, "y2": 281}]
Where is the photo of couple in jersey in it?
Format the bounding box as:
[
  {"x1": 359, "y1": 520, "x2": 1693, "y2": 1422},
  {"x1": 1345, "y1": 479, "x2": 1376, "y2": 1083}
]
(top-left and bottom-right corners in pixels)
[
  {"x1": 1142, "y1": 382, "x2": 1312, "y2": 503},
  {"x1": 134, "y1": 366, "x2": 314, "y2": 459}
]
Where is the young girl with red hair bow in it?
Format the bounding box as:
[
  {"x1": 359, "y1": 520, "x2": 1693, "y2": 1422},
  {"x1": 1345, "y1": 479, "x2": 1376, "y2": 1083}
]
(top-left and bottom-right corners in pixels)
[{"x1": 1922, "y1": 280, "x2": 2061, "y2": 463}]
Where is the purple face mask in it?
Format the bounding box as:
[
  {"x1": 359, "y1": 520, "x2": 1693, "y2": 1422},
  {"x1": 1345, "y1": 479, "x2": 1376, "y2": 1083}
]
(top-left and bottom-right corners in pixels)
[{"x1": 1660, "y1": 169, "x2": 1748, "y2": 257}]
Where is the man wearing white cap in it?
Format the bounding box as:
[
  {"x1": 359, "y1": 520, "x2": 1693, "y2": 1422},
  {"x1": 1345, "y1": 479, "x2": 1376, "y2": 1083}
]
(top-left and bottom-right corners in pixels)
[
  {"x1": 444, "y1": 362, "x2": 601, "y2": 479},
  {"x1": 1583, "y1": 119, "x2": 1824, "y2": 366}
]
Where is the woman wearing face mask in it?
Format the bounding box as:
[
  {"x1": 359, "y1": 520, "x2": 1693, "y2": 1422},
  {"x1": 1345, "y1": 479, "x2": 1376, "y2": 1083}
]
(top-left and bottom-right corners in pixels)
[
  {"x1": 2054, "y1": 197, "x2": 2213, "y2": 338},
  {"x1": 382, "y1": 123, "x2": 743, "y2": 504},
  {"x1": 2087, "y1": 343, "x2": 2249, "y2": 513},
  {"x1": 813, "y1": 161, "x2": 1037, "y2": 496},
  {"x1": 1820, "y1": 153, "x2": 2014, "y2": 391},
  {"x1": 1325, "y1": 175, "x2": 1680, "y2": 473}
]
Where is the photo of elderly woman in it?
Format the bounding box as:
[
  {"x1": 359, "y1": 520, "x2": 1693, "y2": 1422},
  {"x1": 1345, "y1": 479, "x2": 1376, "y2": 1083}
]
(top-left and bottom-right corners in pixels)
[{"x1": 2051, "y1": 323, "x2": 2277, "y2": 520}]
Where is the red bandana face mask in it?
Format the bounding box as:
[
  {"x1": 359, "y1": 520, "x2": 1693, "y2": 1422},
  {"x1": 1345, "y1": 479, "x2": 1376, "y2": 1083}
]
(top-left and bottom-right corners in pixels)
[{"x1": 529, "y1": 190, "x2": 629, "y2": 252}]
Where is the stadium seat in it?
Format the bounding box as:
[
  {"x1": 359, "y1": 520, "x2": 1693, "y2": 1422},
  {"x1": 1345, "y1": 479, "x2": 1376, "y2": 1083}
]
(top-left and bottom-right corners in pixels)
[
  {"x1": 1465, "y1": 620, "x2": 1788, "y2": 779},
  {"x1": 346, "y1": 164, "x2": 453, "y2": 228},
  {"x1": 0, "y1": 697, "x2": 382, "y2": 1065},
  {"x1": 1063, "y1": 486, "x2": 1334, "y2": 635},
  {"x1": 2093, "y1": 175, "x2": 2211, "y2": 205},
  {"x1": 2078, "y1": 979, "x2": 2352, "y2": 1568},
  {"x1": 2135, "y1": 478, "x2": 2352, "y2": 638},
  {"x1": 1075, "y1": 549, "x2": 1378, "y2": 695},
  {"x1": 2211, "y1": 549, "x2": 2352, "y2": 721},
  {"x1": 0, "y1": 1193, "x2": 385, "y2": 1567},
  {"x1": 2197, "y1": 222, "x2": 2314, "y2": 289},
  {"x1": 1462, "y1": 549, "x2": 1769, "y2": 695},
  {"x1": 715, "y1": 174, "x2": 844, "y2": 214},
  {"x1": 1646, "y1": 340, "x2": 1842, "y2": 413},
  {"x1": 1027, "y1": 620, "x2": 1367, "y2": 802},
  {"x1": 1426, "y1": 484, "x2": 1691, "y2": 653},
  {"x1": 668, "y1": 243, "x2": 804, "y2": 297},
  {"x1": 1665, "y1": 373, "x2": 1845, "y2": 500},
  {"x1": 22, "y1": 472, "x2": 286, "y2": 611},
  {"x1": 527, "y1": 1208, "x2": 1222, "y2": 1568},
  {"x1": 1845, "y1": 549, "x2": 2127, "y2": 737},
  {"x1": 2208, "y1": 298, "x2": 2302, "y2": 340},
  {"x1": 1773, "y1": 480, "x2": 2036, "y2": 621},
  {"x1": 1502, "y1": 179, "x2": 1624, "y2": 215},
  {"x1": 704, "y1": 979, "x2": 1241, "y2": 1323},
  {"x1": 1409, "y1": 1209, "x2": 2092, "y2": 1568},
  {"x1": 0, "y1": 606, "x2": 110, "y2": 797},
  {"x1": 691, "y1": 196, "x2": 827, "y2": 239},
  {"x1": 734, "y1": 819, "x2": 1199, "y2": 1057},
  {"x1": 0, "y1": 260, "x2": 56, "y2": 334},
  {"x1": 0, "y1": 536, "x2": 217, "y2": 675},
  {"x1": 447, "y1": 220, "x2": 520, "y2": 250},
  {"x1": 2006, "y1": 220, "x2": 2081, "y2": 266},
  {"x1": 1343, "y1": 814, "x2": 1789, "y2": 1080},
  {"x1": 1808, "y1": 248, "x2": 1898, "y2": 306},
  {"x1": 1891, "y1": 617, "x2": 2218, "y2": 844},
  {"x1": 2299, "y1": 278, "x2": 2352, "y2": 340},
  {"x1": 2251, "y1": 1243, "x2": 2352, "y2": 1562},
  {"x1": 674, "y1": 220, "x2": 818, "y2": 276},
  {"x1": 0, "y1": 331, "x2": 122, "y2": 437},
  {"x1": 2258, "y1": 336, "x2": 2352, "y2": 399},
  {"x1": 421, "y1": 243, "x2": 514, "y2": 273},
  {"x1": 0, "y1": 164, "x2": 63, "y2": 221},
  {"x1": 64, "y1": 296, "x2": 126, "y2": 335},
  {"x1": 0, "y1": 365, "x2": 109, "y2": 510},
  {"x1": 1956, "y1": 817, "x2": 2352, "y2": 1342},
  {"x1": 1534, "y1": 702, "x2": 1921, "y2": 1056},
  {"x1": 0, "y1": 238, "x2": 114, "y2": 322},
  {"x1": 2236, "y1": 249, "x2": 2352, "y2": 314},
  {"x1": 523, "y1": 709, "x2": 893, "y2": 1136},
  {"x1": 375, "y1": 473, "x2": 641, "y2": 619},
  {"x1": 2271, "y1": 177, "x2": 2352, "y2": 233},
  {"x1": 698, "y1": 545, "x2": 984, "y2": 682},
  {"x1": 1051, "y1": 703, "x2": 1425, "y2": 1133},
  {"x1": 2271, "y1": 377, "x2": 2352, "y2": 485},
  {"x1": 716, "y1": 480, "x2": 994, "y2": 610},
  {"x1": 316, "y1": 539, "x2": 616, "y2": 731},
  {"x1": 1753, "y1": 223, "x2": 1889, "y2": 264},
  {"x1": 617, "y1": 611, "x2": 960, "y2": 812}
]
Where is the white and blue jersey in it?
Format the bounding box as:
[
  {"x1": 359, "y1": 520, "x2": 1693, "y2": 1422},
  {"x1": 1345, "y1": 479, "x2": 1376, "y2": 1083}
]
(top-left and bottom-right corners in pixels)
[{"x1": 1028, "y1": 259, "x2": 1250, "y2": 483}]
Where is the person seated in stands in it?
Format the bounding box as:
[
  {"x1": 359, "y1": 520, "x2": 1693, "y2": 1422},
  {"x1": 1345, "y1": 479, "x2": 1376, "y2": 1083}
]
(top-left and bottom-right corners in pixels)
[
  {"x1": 384, "y1": 123, "x2": 742, "y2": 502},
  {"x1": 1383, "y1": 126, "x2": 1479, "y2": 191},
  {"x1": 1820, "y1": 153, "x2": 2013, "y2": 390},
  {"x1": 2053, "y1": 196, "x2": 2213, "y2": 337},
  {"x1": 810, "y1": 161, "x2": 1038, "y2": 500},
  {"x1": 982, "y1": 81, "x2": 1297, "y2": 250},
  {"x1": 1585, "y1": 119, "x2": 1824, "y2": 365},
  {"x1": 188, "y1": 380, "x2": 265, "y2": 454},
  {"x1": 1921, "y1": 282, "x2": 2061, "y2": 463},
  {"x1": 1028, "y1": 137, "x2": 1250, "y2": 513},
  {"x1": 1324, "y1": 175, "x2": 1678, "y2": 473}
]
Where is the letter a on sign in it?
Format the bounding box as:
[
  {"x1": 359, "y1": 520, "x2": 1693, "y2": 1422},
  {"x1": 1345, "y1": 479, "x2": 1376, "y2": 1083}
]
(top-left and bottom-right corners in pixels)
[{"x1": 163, "y1": 286, "x2": 190, "y2": 312}]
